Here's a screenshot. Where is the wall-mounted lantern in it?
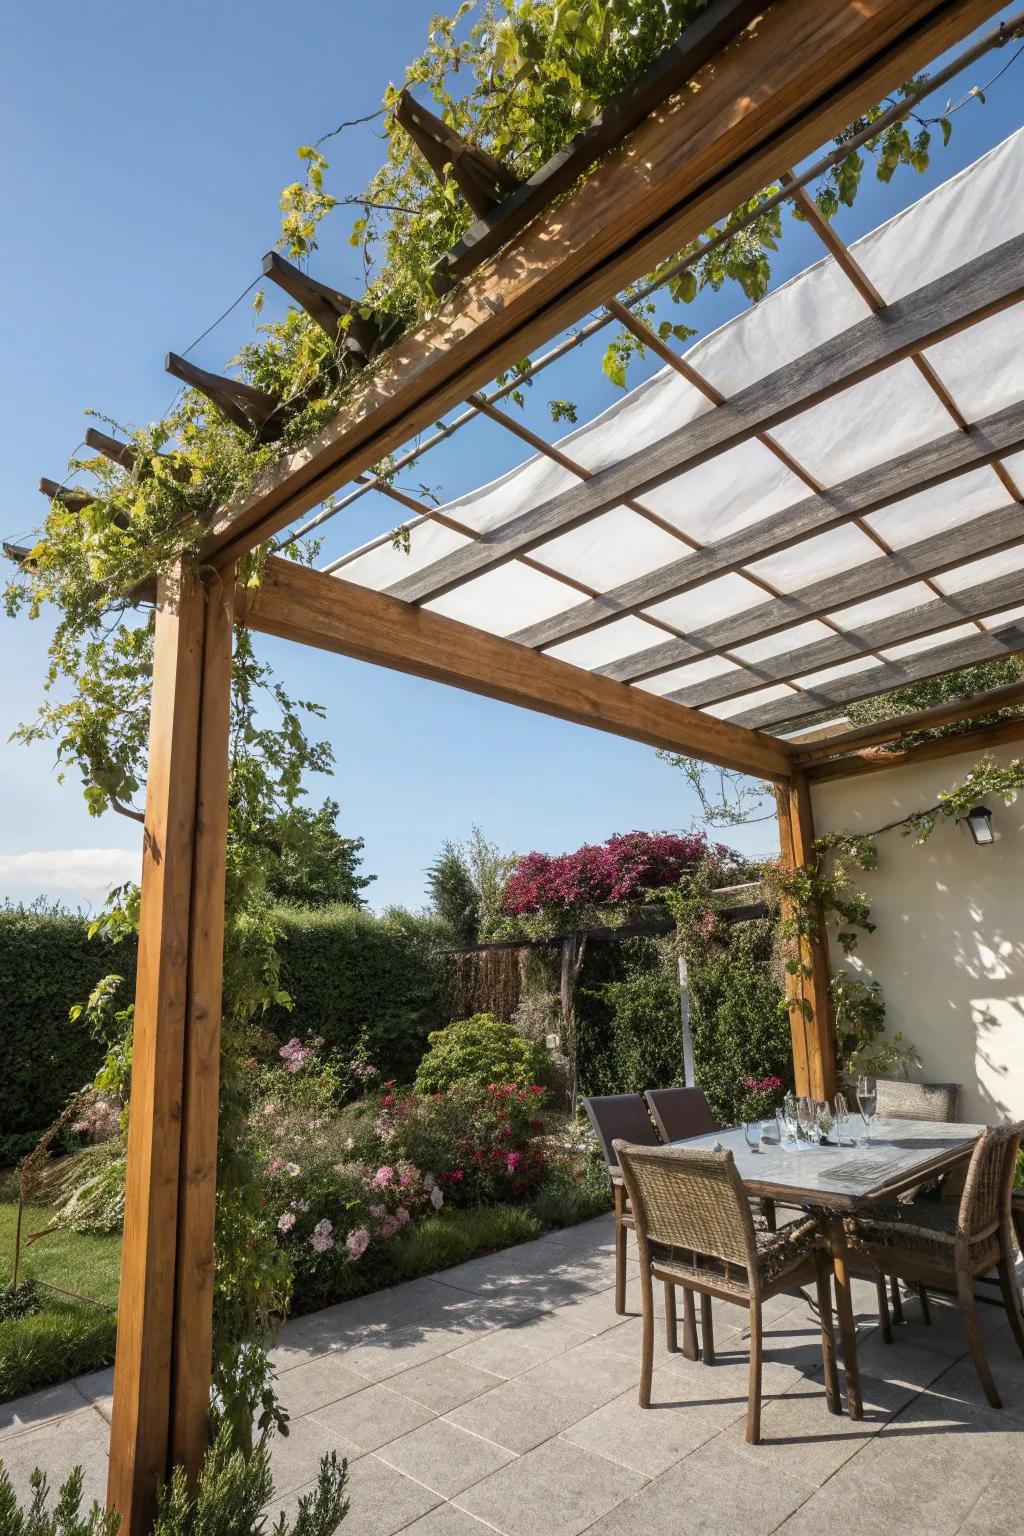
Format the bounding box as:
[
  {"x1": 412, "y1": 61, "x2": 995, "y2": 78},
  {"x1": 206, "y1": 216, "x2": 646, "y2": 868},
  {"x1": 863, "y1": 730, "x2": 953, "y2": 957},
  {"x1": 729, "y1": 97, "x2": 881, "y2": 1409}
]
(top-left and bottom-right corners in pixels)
[{"x1": 961, "y1": 805, "x2": 995, "y2": 846}]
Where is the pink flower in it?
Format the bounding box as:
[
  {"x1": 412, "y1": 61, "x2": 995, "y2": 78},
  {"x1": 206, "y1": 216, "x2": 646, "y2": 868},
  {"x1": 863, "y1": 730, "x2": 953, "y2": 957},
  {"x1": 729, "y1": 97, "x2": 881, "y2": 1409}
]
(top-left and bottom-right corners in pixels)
[
  {"x1": 292, "y1": 1198, "x2": 310, "y2": 1214},
  {"x1": 369, "y1": 1203, "x2": 386, "y2": 1220},
  {"x1": 379, "y1": 1215, "x2": 401, "y2": 1240},
  {"x1": 277, "y1": 1211, "x2": 296, "y2": 1233},
  {"x1": 423, "y1": 1173, "x2": 435, "y2": 1192},
  {"x1": 309, "y1": 1219, "x2": 334, "y2": 1253},
  {"x1": 396, "y1": 1207, "x2": 410, "y2": 1226},
  {"x1": 507, "y1": 1152, "x2": 521, "y2": 1173},
  {"x1": 346, "y1": 1228, "x2": 370, "y2": 1258},
  {"x1": 267, "y1": 1159, "x2": 286, "y2": 1176},
  {"x1": 372, "y1": 1166, "x2": 395, "y2": 1188}
]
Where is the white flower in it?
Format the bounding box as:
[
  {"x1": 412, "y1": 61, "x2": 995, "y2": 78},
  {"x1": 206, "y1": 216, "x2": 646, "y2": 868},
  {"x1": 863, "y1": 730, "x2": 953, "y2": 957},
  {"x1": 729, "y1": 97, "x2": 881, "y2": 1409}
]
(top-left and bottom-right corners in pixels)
[
  {"x1": 277, "y1": 1211, "x2": 296, "y2": 1233},
  {"x1": 285, "y1": 1162, "x2": 301, "y2": 1177},
  {"x1": 430, "y1": 1186, "x2": 444, "y2": 1210}
]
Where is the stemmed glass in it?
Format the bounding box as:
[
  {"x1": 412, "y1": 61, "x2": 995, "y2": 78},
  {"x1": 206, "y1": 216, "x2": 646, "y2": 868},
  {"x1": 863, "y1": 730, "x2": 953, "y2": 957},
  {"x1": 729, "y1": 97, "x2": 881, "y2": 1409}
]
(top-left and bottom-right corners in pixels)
[
  {"x1": 780, "y1": 1092, "x2": 799, "y2": 1148},
  {"x1": 833, "y1": 1092, "x2": 851, "y2": 1146},
  {"x1": 743, "y1": 1119, "x2": 763, "y2": 1152},
  {"x1": 815, "y1": 1099, "x2": 835, "y2": 1145},
  {"x1": 856, "y1": 1074, "x2": 877, "y2": 1145},
  {"x1": 798, "y1": 1096, "x2": 820, "y2": 1146}
]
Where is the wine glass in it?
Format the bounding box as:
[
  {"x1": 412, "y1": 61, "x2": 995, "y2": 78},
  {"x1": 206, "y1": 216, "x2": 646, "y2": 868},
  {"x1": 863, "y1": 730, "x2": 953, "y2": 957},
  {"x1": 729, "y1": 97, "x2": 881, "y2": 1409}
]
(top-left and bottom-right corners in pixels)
[
  {"x1": 815, "y1": 1099, "x2": 835, "y2": 1144},
  {"x1": 782, "y1": 1092, "x2": 800, "y2": 1146},
  {"x1": 856, "y1": 1074, "x2": 877, "y2": 1145},
  {"x1": 743, "y1": 1119, "x2": 763, "y2": 1152},
  {"x1": 775, "y1": 1106, "x2": 794, "y2": 1147},
  {"x1": 833, "y1": 1092, "x2": 850, "y2": 1146},
  {"x1": 798, "y1": 1096, "x2": 819, "y2": 1146}
]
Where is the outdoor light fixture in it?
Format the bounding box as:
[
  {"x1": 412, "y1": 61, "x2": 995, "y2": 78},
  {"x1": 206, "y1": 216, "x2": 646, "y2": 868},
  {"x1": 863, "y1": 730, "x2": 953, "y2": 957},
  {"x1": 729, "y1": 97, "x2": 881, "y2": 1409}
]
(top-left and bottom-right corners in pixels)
[{"x1": 962, "y1": 805, "x2": 995, "y2": 846}]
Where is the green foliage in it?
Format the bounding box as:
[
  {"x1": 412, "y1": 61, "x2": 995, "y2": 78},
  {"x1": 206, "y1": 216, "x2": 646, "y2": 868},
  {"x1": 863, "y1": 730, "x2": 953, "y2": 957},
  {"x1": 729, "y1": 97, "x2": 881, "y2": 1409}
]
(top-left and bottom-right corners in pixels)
[
  {"x1": 0, "y1": 1280, "x2": 39, "y2": 1322},
  {"x1": 268, "y1": 904, "x2": 451, "y2": 1081},
  {"x1": 0, "y1": 1463, "x2": 120, "y2": 1535},
  {"x1": 265, "y1": 798, "x2": 375, "y2": 909},
  {"x1": 0, "y1": 902, "x2": 135, "y2": 1154},
  {"x1": 686, "y1": 920, "x2": 793, "y2": 1127},
  {"x1": 426, "y1": 842, "x2": 480, "y2": 944},
  {"x1": 528, "y1": 1157, "x2": 613, "y2": 1228},
  {"x1": 150, "y1": 1430, "x2": 347, "y2": 1536},
  {"x1": 838, "y1": 657, "x2": 1024, "y2": 746},
  {"x1": 413, "y1": 1014, "x2": 549, "y2": 1094},
  {"x1": 831, "y1": 970, "x2": 915, "y2": 1079},
  {"x1": 576, "y1": 941, "x2": 685, "y2": 1097}
]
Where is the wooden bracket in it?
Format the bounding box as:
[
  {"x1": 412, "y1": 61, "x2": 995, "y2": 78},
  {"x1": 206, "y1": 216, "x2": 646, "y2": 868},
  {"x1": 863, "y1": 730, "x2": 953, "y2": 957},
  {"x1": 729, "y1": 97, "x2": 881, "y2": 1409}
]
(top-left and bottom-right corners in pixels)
[
  {"x1": 261, "y1": 251, "x2": 383, "y2": 363},
  {"x1": 85, "y1": 426, "x2": 191, "y2": 484},
  {"x1": 393, "y1": 90, "x2": 519, "y2": 218},
  {"x1": 38, "y1": 476, "x2": 97, "y2": 513},
  {"x1": 165, "y1": 353, "x2": 285, "y2": 443},
  {"x1": 3, "y1": 540, "x2": 33, "y2": 566}
]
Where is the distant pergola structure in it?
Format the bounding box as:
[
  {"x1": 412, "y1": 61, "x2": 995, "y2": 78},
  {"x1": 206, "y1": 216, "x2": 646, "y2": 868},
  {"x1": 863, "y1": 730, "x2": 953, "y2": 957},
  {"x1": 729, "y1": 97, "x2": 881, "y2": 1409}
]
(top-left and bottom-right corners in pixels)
[{"x1": 21, "y1": 2, "x2": 1024, "y2": 1528}]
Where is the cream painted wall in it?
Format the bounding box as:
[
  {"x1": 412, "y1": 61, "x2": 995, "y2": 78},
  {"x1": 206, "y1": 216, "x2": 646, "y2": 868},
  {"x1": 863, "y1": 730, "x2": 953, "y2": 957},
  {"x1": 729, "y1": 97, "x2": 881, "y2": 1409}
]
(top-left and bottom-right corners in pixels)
[{"x1": 810, "y1": 742, "x2": 1024, "y2": 1127}]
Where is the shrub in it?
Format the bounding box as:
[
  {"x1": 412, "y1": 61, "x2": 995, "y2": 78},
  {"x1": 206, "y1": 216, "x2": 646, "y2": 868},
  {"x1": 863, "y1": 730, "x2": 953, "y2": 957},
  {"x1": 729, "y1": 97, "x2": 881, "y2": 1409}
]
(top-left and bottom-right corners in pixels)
[
  {"x1": 688, "y1": 919, "x2": 793, "y2": 1126},
  {"x1": 0, "y1": 902, "x2": 135, "y2": 1155},
  {"x1": 414, "y1": 1014, "x2": 549, "y2": 1095},
  {"x1": 266, "y1": 905, "x2": 450, "y2": 1081},
  {"x1": 378, "y1": 1083, "x2": 549, "y2": 1205},
  {"x1": 0, "y1": 1305, "x2": 117, "y2": 1403}
]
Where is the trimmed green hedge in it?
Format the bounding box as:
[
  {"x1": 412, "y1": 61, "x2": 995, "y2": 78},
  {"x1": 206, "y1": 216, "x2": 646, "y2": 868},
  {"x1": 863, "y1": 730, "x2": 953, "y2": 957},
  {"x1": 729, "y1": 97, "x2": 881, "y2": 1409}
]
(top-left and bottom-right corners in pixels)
[
  {"x1": 1, "y1": 902, "x2": 450, "y2": 1160},
  {"x1": 0, "y1": 905, "x2": 135, "y2": 1162},
  {"x1": 265, "y1": 904, "x2": 452, "y2": 1082}
]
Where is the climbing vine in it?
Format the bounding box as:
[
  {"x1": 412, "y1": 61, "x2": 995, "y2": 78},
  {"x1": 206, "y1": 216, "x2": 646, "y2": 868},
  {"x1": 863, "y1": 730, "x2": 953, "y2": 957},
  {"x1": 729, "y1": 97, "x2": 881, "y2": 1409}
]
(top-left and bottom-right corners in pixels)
[{"x1": 769, "y1": 753, "x2": 1024, "y2": 1078}]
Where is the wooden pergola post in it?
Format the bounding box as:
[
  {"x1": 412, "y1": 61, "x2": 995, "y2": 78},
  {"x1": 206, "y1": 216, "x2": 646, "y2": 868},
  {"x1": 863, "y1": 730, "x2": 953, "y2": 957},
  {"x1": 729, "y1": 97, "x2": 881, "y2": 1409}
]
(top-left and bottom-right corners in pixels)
[
  {"x1": 775, "y1": 771, "x2": 837, "y2": 1102},
  {"x1": 107, "y1": 563, "x2": 235, "y2": 1534}
]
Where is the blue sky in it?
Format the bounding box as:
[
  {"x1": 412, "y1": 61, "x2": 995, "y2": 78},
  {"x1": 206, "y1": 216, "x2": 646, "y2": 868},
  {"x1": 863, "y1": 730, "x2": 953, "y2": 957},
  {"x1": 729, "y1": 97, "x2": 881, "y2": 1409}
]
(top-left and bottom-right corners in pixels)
[{"x1": 1, "y1": 2, "x2": 1021, "y2": 913}]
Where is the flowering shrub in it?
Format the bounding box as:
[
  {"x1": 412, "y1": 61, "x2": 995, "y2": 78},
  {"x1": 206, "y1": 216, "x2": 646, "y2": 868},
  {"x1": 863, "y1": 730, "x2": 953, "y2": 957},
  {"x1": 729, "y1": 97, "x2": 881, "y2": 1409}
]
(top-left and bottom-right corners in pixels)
[
  {"x1": 502, "y1": 831, "x2": 728, "y2": 917},
  {"x1": 738, "y1": 1074, "x2": 785, "y2": 1122},
  {"x1": 375, "y1": 1083, "x2": 548, "y2": 1204},
  {"x1": 413, "y1": 1014, "x2": 549, "y2": 1095}
]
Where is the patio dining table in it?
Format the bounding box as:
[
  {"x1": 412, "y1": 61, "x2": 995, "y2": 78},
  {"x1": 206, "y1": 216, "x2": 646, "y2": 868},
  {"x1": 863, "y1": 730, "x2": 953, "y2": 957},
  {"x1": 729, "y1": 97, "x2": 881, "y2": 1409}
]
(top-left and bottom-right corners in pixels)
[{"x1": 673, "y1": 1116, "x2": 985, "y2": 1420}]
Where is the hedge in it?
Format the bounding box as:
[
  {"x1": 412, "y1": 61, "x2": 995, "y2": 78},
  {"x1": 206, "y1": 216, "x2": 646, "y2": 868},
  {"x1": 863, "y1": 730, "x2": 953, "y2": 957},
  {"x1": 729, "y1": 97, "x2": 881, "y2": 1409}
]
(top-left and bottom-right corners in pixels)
[
  {"x1": 1, "y1": 902, "x2": 451, "y2": 1161},
  {"x1": 576, "y1": 922, "x2": 792, "y2": 1125},
  {"x1": 0, "y1": 904, "x2": 135, "y2": 1162},
  {"x1": 264, "y1": 904, "x2": 452, "y2": 1082}
]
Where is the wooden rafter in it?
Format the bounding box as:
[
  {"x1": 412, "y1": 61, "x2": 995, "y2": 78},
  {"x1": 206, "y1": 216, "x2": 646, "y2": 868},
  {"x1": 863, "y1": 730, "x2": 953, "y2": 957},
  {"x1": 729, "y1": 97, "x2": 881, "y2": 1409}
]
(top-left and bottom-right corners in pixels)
[
  {"x1": 667, "y1": 569, "x2": 1024, "y2": 710},
  {"x1": 731, "y1": 619, "x2": 1024, "y2": 733},
  {"x1": 261, "y1": 251, "x2": 383, "y2": 361},
  {"x1": 791, "y1": 677, "x2": 1024, "y2": 761},
  {"x1": 508, "y1": 399, "x2": 1024, "y2": 650},
  {"x1": 388, "y1": 232, "x2": 1024, "y2": 605},
  {"x1": 240, "y1": 557, "x2": 790, "y2": 780},
  {"x1": 394, "y1": 91, "x2": 520, "y2": 219},
  {"x1": 165, "y1": 353, "x2": 285, "y2": 443},
  {"x1": 600, "y1": 501, "x2": 1024, "y2": 684},
  {"x1": 203, "y1": 0, "x2": 1005, "y2": 571},
  {"x1": 805, "y1": 714, "x2": 1024, "y2": 781}
]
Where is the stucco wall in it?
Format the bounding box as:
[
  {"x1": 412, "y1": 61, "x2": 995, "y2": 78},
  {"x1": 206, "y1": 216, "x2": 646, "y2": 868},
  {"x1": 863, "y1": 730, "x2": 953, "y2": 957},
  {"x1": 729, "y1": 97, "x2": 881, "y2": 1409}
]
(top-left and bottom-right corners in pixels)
[{"x1": 810, "y1": 742, "x2": 1024, "y2": 1126}]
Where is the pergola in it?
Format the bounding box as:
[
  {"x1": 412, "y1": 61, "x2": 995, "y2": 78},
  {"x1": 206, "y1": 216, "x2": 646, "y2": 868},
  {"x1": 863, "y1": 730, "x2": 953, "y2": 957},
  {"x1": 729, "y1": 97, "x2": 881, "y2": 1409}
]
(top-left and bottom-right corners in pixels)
[{"x1": 26, "y1": 2, "x2": 1024, "y2": 1528}]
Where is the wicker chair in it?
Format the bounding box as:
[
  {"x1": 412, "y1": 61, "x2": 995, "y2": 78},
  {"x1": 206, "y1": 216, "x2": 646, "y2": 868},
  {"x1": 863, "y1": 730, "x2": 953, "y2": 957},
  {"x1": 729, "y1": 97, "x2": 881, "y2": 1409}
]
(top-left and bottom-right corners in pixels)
[
  {"x1": 615, "y1": 1140, "x2": 839, "y2": 1444},
  {"x1": 645, "y1": 1085, "x2": 779, "y2": 1236},
  {"x1": 870, "y1": 1078, "x2": 959, "y2": 1333},
  {"x1": 845, "y1": 1120, "x2": 1024, "y2": 1409},
  {"x1": 583, "y1": 1095, "x2": 662, "y2": 1316}
]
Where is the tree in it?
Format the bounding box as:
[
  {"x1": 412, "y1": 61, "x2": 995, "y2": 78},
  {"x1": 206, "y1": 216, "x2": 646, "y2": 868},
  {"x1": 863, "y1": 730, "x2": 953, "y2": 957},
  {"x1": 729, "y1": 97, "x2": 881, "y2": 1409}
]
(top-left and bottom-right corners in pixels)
[
  {"x1": 426, "y1": 841, "x2": 480, "y2": 944},
  {"x1": 266, "y1": 797, "x2": 375, "y2": 908}
]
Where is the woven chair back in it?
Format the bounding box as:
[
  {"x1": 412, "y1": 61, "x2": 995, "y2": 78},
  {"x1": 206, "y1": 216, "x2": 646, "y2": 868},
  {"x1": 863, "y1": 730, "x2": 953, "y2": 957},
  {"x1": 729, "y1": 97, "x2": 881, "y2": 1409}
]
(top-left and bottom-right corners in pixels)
[
  {"x1": 644, "y1": 1087, "x2": 718, "y2": 1143},
  {"x1": 614, "y1": 1141, "x2": 756, "y2": 1270},
  {"x1": 958, "y1": 1120, "x2": 1024, "y2": 1244},
  {"x1": 584, "y1": 1094, "x2": 661, "y2": 1172},
  {"x1": 875, "y1": 1079, "x2": 958, "y2": 1122}
]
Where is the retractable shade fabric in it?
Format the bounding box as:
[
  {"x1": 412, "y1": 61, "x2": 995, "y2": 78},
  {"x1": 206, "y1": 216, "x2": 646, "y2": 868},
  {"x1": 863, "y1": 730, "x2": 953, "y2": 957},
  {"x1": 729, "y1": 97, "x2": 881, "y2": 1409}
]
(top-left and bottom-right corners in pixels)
[{"x1": 331, "y1": 131, "x2": 1024, "y2": 740}]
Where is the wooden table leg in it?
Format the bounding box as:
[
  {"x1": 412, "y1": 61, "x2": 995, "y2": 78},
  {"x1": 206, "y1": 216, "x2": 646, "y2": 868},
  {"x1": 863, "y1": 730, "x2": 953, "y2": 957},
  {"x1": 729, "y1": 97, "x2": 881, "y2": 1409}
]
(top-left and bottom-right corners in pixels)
[
  {"x1": 825, "y1": 1215, "x2": 863, "y2": 1421},
  {"x1": 682, "y1": 1287, "x2": 699, "y2": 1360}
]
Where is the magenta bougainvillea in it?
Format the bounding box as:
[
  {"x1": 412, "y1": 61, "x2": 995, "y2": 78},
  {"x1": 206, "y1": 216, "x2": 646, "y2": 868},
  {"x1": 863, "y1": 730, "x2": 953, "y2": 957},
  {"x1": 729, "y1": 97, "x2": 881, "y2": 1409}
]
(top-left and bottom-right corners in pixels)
[{"x1": 502, "y1": 830, "x2": 730, "y2": 916}]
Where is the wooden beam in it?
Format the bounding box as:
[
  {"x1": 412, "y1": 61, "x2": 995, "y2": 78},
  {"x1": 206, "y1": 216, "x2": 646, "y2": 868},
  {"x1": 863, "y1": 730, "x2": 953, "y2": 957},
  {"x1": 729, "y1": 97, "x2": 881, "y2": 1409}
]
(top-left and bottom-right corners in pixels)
[
  {"x1": 85, "y1": 426, "x2": 191, "y2": 484},
  {"x1": 805, "y1": 714, "x2": 1024, "y2": 782},
  {"x1": 108, "y1": 562, "x2": 206, "y2": 1533},
  {"x1": 261, "y1": 251, "x2": 383, "y2": 360},
  {"x1": 170, "y1": 568, "x2": 235, "y2": 1486},
  {"x1": 510, "y1": 400, "x2": 1024, "y2": 650},
  {"x1": 242, "y1": 557, "x2": 791, "y2": 779},
  {"x1": 775, "y1": 772, "x2": 836, "y2": 1101},
  {"x1": 674, "y1": 569, "x2": 1024, "y2": 709},
  {"x1": 732, "y1": 618, "x2": 1024, "y2": 733},
  {"x1": 38, "y1": 477, "x2": 97, "y2": 513},
  {"x1": 394, "y1": 91, "x2": 520, "y2": 219},
  {"x1": 205, "y1": 0, "x2": 1005, "y2": 569},
  {"x1": 165, "y1": 354, "x2": 284, "y2": 442},
  {"x1": 601, "y1": 501, "x2": 1024, "y2": 684},
  {"x1": 388, "y1": 231, "x2": 1024, "y2": 605},
  {"x1": 792, "y1": 677, "x2": 1024, "y2": 761}
]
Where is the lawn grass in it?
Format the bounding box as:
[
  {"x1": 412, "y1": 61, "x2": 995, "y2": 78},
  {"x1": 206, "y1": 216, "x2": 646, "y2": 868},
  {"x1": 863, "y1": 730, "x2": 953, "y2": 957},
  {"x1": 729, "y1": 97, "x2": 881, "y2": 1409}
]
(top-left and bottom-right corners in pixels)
[{"x1": 0, "y1": 1203, "x2": 121, "y2": 1403}]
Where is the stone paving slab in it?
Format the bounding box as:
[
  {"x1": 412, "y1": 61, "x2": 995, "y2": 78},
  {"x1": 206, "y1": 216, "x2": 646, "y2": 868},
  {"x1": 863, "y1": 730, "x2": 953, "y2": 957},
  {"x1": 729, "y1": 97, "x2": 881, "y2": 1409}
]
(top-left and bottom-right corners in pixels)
[{"x1": 3, "y1": 1212, "x2": 1023, "y2": 1536}]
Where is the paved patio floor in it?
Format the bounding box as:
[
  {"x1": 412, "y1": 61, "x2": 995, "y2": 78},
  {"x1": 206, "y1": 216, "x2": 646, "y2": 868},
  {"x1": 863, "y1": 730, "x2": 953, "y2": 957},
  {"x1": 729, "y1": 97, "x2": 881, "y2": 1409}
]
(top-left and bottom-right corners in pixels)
[{"x1": 2, "y1": 1214, "x2": 1022, "y2": 1534}]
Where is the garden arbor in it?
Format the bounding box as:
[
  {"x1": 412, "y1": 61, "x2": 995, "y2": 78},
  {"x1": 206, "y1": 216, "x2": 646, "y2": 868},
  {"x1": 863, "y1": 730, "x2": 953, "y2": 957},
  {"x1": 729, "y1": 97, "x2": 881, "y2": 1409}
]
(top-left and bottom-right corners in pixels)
[{"x1": 78, "y1": 1, "x2": 1024, "y2": 1528}]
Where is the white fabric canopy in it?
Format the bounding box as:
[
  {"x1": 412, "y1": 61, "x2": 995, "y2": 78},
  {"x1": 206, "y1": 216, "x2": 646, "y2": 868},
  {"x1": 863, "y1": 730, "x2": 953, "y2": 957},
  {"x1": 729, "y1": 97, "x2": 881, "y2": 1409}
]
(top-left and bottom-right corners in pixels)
[{"x1": 331, "y1": 129, "x2": 1024, "y2": 740}]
